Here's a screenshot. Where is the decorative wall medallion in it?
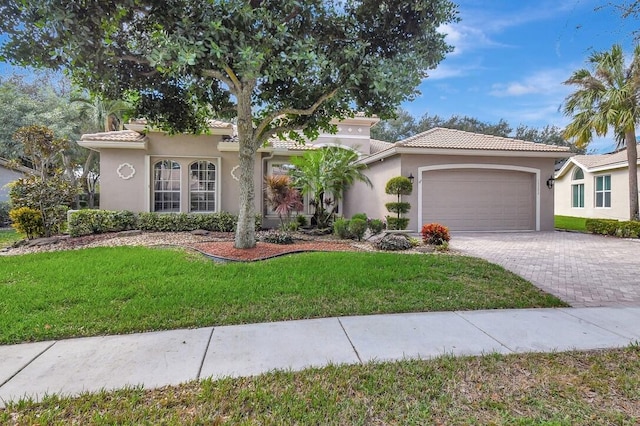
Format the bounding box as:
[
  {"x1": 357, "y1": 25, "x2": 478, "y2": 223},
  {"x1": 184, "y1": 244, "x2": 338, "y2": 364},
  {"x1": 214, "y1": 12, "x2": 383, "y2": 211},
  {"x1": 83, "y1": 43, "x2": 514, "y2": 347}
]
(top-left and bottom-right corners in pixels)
[
  {"x1": 116, "y1": 163, "x2": 136, "y2": 180},
  {"x1": 230, "y1": 165, "x2": 240, "y2": 181}
]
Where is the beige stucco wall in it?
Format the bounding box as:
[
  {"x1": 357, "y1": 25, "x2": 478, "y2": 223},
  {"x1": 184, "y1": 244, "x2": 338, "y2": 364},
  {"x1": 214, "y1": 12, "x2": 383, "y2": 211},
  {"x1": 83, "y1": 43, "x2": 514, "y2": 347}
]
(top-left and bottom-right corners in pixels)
[
  {"x1": 343, "y1": 156, "x2": 402, "y2": 222},
  {"x1": 555, "y1": 164, "x2": 639, "y2": 220},
  {"x1": 98, "y1": 133, "x2": 261, "y2": 214},
  {"x1": 347, "y1": 153, "x2": 558, "y2": 232}
]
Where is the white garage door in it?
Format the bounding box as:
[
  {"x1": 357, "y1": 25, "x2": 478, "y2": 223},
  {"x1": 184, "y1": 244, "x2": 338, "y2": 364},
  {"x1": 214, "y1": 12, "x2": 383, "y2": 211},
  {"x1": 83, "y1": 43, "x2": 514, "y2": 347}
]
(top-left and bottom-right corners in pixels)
[{"x1": 421, "y1": 169, "x2": 535, "y2": 231}]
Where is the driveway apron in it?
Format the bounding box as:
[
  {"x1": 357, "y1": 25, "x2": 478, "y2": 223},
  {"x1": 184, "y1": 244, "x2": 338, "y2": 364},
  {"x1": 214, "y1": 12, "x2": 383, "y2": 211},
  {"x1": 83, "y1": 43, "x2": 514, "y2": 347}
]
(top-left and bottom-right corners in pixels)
[{"x1": 451, "y1": 231, "x2": 640, "y2": 307}]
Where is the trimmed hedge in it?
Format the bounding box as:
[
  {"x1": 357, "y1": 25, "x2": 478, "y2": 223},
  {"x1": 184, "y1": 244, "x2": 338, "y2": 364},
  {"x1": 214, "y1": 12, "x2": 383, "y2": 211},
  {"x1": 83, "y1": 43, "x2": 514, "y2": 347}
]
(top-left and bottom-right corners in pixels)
[
  {"x1": 69, "y1": 210, "x2": 262, "y2": 237},
  {"x1": 585, "y1": 218, "x2": 640, "y2": 238}
]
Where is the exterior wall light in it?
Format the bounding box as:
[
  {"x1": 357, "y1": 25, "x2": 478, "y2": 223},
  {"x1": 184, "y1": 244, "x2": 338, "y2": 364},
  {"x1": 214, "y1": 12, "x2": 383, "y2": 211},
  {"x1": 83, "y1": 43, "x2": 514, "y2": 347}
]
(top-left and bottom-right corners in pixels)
[
  {"x1": 408, "y1": 173, "x2": 415, "y2": 184},
  {"x1": 546, "y1": 176, "x2": 555, "y2": 189}
]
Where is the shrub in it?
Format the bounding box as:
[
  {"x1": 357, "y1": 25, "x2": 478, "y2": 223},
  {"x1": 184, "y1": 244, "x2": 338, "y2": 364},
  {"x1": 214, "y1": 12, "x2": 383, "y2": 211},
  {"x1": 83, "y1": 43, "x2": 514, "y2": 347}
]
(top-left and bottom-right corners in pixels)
[
  {"x1": 421, "y1": 223, "x2": 451, "y2": 246},
  {"x1": 386, "y1": 217, "x2": 409, "y2": 230},
  {"x1": 585, "y1": 219, "x2": 640, "y2": 238},
  {"x1": 68, "y1": 210, "x2": 137, "y2": 237},
  {"x1": 259, "y1": 229, "x2": 294, "y2": 244},
  {"x1": 349, "y1": 218, "x2": 367, "y2": 241},
  {"x1": 375, "y1": 234, "x2": 412, "y2": 251},
  {"x1": 295, "y1": 214, "x2": 308, "y2": 228},
  {"x1": 368, "y1": 218, "x2": 385, "y2": 235},
  {"x1": 333, "y1": 218, "x2": 352, "y2": 239},
  {"x1": 351, "y1": 213, "x2": 368, "y2": 221},
  {"x1": 9, "y1": 207, "x2": 44, "y2": 239},
  {"x1": 384, "y1": 202, "x2": 411, "y2": 215}
]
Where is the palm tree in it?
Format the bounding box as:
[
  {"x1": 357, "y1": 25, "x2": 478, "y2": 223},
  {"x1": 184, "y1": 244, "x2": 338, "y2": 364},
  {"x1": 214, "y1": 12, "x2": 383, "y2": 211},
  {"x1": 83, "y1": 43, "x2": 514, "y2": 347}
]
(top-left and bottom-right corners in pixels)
[
  {"x1": 563, "y1": 44, "x2": 640, "y2": 221},
  {"x1": 289, "y1": 146, "x2": 372, "y2": 229}
]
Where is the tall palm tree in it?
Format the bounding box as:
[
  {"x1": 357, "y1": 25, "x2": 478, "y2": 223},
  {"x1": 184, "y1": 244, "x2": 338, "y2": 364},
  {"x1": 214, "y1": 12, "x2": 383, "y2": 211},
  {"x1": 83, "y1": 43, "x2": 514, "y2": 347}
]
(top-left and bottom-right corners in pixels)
[
  {"x1": 289, "y1": 146, "x2": 372, "y2": 229},
  {"x1": 563, "y1": 44, "x2": 640, "y2": 221}
]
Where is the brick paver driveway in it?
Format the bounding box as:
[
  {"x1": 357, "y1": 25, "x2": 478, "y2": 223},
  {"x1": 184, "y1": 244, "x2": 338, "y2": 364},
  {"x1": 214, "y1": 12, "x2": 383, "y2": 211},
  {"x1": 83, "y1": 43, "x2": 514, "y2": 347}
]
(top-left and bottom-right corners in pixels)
[{"x1": 451, "y1": 231, "x2": 640, "y2": 307}]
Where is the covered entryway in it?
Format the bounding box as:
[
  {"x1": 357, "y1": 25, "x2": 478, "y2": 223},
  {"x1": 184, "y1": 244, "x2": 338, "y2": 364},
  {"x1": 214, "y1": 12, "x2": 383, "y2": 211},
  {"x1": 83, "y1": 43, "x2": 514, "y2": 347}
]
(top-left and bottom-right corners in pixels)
[{"x1": 419, "y1": 166, "x2": 538, "y2": 231}]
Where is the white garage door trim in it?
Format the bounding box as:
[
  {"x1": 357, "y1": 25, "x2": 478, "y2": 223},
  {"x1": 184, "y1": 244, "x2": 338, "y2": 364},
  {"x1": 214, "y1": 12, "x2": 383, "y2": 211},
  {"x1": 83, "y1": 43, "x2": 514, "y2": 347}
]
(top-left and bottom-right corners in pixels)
[{"x1": 417, "y1": 164, "x2": 541, "y2": 231}]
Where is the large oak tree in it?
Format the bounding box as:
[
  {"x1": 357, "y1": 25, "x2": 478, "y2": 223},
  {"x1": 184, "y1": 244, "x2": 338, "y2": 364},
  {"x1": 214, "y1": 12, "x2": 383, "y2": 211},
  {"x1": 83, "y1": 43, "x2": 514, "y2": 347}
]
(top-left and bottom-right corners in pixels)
[{"x1": 0, "y1": 0, "x2": 458, "y2": 248}]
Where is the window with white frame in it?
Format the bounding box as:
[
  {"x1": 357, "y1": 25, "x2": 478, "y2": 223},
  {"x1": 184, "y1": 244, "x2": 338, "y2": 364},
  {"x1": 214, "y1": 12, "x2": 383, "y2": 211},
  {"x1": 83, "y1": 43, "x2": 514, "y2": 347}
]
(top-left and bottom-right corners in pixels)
[
  {"x1": 153, "y1": 160, "x2": 181, "y2": 212},
  {"x1": 189, "y1": 161, "x2": 216, "y2": 212},
  {"x1": 571, "y1": 167, "x2": 584, "y2": 208},
  {"x1": 595, "y1": 175, "x2": 611, "y2": 208}
]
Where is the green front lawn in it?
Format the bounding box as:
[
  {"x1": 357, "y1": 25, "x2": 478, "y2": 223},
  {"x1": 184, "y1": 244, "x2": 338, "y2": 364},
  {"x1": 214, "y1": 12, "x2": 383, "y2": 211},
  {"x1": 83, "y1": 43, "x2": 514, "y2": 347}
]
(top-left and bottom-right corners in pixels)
[
  {"x1": 3, "y1": 347, "x2": 638, "y2": 424},
  {"x1": 0, "y1": 247, "x2": 566, "y2": 344},
  {"x1": 0, "y1": 228, "x2": 20, "y2": 248},
  {"x1": 554, "y1": 215, "x2": 587, "y2": 231}
]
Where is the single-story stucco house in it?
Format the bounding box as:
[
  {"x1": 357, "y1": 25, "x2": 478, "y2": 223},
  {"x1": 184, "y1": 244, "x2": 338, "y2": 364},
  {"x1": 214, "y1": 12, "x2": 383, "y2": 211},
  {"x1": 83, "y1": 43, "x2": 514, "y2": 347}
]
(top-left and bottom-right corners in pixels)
[
  {"x1": 78, "y1": 117, "x2": 571, "y2": 232},
  {"x1": 554, "y1": 145, "x2": 640, "y2": 221},
  {"x1": 0, "y1": 157, "x2": 32, "y2": 203}
]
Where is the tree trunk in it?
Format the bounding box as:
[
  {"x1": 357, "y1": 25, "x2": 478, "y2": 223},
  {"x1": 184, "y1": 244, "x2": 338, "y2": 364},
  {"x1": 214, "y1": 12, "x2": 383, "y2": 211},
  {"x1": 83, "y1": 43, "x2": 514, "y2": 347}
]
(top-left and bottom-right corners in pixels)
[
  {"x1": 625, "y1": 130, "x2": 639, "y2": 221},
  {"x1": 234, "y1": 85, "x2": 258, "y2": 249}
]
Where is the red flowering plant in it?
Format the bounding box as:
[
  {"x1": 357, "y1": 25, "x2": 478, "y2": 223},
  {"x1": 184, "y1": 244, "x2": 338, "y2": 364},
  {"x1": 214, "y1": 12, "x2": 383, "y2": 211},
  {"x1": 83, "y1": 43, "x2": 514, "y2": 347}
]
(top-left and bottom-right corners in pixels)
[{"x1": 421, "y1": 223, "x2": 451, "y2": 246}]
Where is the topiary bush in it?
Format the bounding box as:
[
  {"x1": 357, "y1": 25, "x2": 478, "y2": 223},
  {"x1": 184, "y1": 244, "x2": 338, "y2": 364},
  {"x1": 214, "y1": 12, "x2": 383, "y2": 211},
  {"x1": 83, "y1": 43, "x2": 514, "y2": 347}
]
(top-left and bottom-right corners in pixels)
[
  {"x1": 259, "y1": 229, "x2": 294, "y2": 244},
  {"x1": 368, "y1": 218, "x2": 385, "y2": 235},
  {"x1": 421, "y1": 223, "x2": 451, "y2": 246},
  {"x1": 351, "y1": 213, "x2": 368, "y2": 221},
  {"x1": 386, "y1": 217, "x2": 409, "y2": 231},
  {"x1": 349, "y1": 218, "x2": 367, "y2": 241},
  {"x1": 375, "y1": 234, "x2": 412, "y2": 251},
  {"x1": 333, "y1": 217, "x2": 352, "y2": 239},
  {"x1": 9, "y1": 206, "x2": 44, "y2": 239}
]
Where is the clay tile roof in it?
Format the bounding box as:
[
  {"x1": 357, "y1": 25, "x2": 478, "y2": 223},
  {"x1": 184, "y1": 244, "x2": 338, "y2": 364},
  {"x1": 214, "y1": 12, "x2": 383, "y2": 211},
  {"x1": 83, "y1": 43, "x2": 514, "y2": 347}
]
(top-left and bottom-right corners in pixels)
[
  {"x1": 370, "y1": 138, "x2": 394, "y2": 154},
  {"x1": 266, "y1": 137, "x2": 317, "y2": 150},
  {"x1": 81, "y1": 130, "x2": 146, "y2": 142},
  {"x1": 572, "y1": 146, "x2": 640, "y2": 169},
  {"x1": 396, "y1": 127, "x2": 571, "y2": 152},
  {"x1": 128, "y1": 118, "x2": 234, "y2": 129}
]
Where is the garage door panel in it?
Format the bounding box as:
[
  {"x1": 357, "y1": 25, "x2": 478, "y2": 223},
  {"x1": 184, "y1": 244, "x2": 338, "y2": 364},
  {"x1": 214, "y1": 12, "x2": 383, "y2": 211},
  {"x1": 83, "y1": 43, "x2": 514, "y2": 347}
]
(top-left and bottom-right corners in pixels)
[{"x1": 421, "y1": 169, "x2": 535, "y2": 231}]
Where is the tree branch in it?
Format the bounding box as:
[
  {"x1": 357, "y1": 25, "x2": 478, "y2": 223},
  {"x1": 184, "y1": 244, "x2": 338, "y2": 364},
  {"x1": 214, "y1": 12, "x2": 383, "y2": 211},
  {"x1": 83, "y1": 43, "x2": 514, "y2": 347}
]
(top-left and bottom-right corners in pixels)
[
  {"x1": 257, "y1": 123, "x2": 308, "y2": 146},
  {"x1": 255, "y1": 88, "x2": 340, "y2": 141},
  {"x1": 202, "y1": 68, "x2": 237, "y2": 94}
]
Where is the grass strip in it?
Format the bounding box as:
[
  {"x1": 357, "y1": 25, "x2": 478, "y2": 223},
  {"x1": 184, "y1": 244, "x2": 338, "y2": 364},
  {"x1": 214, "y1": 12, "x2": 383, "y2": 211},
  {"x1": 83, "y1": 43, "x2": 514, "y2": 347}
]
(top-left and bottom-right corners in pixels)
[
  {"x1": 554, "y1": 215, "x2": 587, "y2": 232},
  {"x1": 0, "y1": 247, "x2": 566, "y2": 344},
  {"x1": 2, "y1": 346, "x2": 639, "y2": 424}
]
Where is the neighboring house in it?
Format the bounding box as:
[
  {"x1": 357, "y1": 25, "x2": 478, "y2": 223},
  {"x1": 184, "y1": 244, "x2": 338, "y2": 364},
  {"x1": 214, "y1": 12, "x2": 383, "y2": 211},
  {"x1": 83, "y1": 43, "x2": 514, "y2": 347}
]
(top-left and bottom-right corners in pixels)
[
  {"x1": 0, "y1": 157, "x2": 32, "y2": 203},
  {"x1": 78, "y1": 119, "x2": 571, "y2": 232},
  {"x1": 554, "y1": 146, "x2": 640, "y2": 220}
]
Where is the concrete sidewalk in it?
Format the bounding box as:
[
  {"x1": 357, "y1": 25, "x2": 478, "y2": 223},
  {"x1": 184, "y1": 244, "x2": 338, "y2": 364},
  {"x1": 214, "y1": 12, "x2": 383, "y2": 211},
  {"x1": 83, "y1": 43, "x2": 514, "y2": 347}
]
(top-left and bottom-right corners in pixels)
[{"x1": 2, "y1": 307, "x2": 640, "y2": 408}]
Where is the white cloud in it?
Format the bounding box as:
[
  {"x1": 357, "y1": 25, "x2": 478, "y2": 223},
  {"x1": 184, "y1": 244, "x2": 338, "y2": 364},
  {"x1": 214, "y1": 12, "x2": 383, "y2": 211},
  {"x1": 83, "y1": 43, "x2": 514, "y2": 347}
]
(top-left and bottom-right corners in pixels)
[{"x1": 489, "y1": 68, "x2": 572, "y2": 97}]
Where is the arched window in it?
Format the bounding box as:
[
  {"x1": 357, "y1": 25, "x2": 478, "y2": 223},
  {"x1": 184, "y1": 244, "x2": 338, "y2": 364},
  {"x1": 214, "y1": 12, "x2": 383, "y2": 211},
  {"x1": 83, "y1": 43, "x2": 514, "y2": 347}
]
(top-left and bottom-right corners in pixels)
[
  {"x1": 189, "y1": 161, "x2": 216, "y2": 212},
  {"x1": 572, "y1": 167, "x2": 584, "y2": 180},
  {"x1": 153, "y1": 160, "x2": 181, "y2": 212},
  {"x1": 571, "y1": 166, "x2": 584, "y2": 208}
]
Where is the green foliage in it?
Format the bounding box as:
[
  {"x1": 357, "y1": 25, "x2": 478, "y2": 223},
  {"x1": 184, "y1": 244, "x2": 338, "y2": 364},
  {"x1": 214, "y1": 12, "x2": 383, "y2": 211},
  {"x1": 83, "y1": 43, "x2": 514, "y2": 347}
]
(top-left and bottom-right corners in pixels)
[
  {"x1": 585, "y1": 219, "x2": 640, "y2": 238},
  {"x1": 349, "y1": 218, "x2": 367, "y2": 241},
  {"x1": 68, "y1": 210, "x2": 137, "y2": 237},
  {"x1": 386, "y1": 217, "x2": 410, "y2": 231},
  {"x1": 259, "y1": 230, "x2": 294, "y2": 245},
  {"x1": 295, "y1": 214, "x2": 308, "y2": 228},
  {"x1": 368, "y1": 218, "x2": 385, "y2": 235},
  {"x1": 385, "y1": 202, "x2": 411, "y2": 215},
  {"x1": 563, "y1": 44, "x2": 640, "y2": 220},
  {"x1": 0, "y1": 0, "x2": 458, "y2": 247},
  {"x1": 68, "y1": 210, "x2": 262, "y2": 236},
  {"x1": 9, "y1": 206, "x2": 44, "y2": 239},
  {"x1": 333, "y1": 218, "x2": 352, "y2": 239},
  {"x1": 351, "y1": 213, "x2": 368, "y2": 221},
  {"x1": 290, "y1": 146, "x2": 372, "y2": 229},
  {"x1": 385, "y1": 176, "x2": 413, "y2": 196},
  {"x1": 421, "y1": 223, "x2": 451, "y2": 246},
  {"x1": 375, "y1": 234, "x2": 412, "y2": 251}
]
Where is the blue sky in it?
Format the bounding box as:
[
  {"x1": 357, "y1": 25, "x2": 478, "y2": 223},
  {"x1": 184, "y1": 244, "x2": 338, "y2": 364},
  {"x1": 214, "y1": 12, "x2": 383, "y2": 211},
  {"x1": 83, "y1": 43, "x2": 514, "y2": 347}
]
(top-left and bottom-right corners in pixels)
[
  {"x1": 1, "y1": 1, "x2": 637, "y2": 153},
  {"x1": 407, "y1": 0, "x2": 639, "y2": 153}
]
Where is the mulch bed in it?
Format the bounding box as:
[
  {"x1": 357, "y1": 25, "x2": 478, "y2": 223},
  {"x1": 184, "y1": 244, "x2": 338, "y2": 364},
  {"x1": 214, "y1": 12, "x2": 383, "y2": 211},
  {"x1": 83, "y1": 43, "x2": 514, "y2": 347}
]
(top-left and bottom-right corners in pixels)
[{"x1": 191, "y1": 240, "x2": 360, "y2": 261}]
